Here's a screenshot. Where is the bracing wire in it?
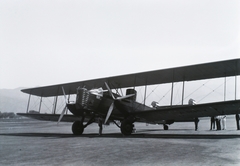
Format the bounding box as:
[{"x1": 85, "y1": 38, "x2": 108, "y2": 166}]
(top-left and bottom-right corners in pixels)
[
  {"x1": 41, "y1": 97, "x2": 54, "y2": 113},
  {"x1": 183, "y1": 80, "x2": 211, "y2": 102},
  {"x1": 198, "y1": 77, "x2": 233, "y2": 102}
]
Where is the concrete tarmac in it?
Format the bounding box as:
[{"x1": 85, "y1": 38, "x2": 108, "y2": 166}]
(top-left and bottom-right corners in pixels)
[{"x1": 1, "y1": 116, "x2": 240, "y2": 166}]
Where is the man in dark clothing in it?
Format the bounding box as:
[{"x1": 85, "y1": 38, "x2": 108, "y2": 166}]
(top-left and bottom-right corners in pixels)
[
  {"x1": 194, "y1": 118, "x2": 199, "y2": 131},
  {"x1": 188, "y1": 99, "x2": 199, "y2": 131},
  {"x1": 216, "y1": 116, "x2": 221, "y2": 130},
  {"x1": 98, "y1": 117, "x2": 103, "y2": 135},
  {"x1": 210, "y1": 116, "x2": 215, "y2": 130},
  {"x1": 236, "y1": 114, "x2": 240, "y2": 130}
]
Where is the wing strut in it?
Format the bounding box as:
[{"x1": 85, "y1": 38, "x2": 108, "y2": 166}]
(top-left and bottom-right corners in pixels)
[
  {"x1": 182, "y1": 81, "x2": 185, "y2": 105},
  {"x1": 26, "y1": 94, "x2": 31, "y2": 113}
]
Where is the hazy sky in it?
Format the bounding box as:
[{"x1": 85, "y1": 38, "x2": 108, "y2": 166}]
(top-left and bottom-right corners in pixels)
[{"x1": 0, "y1": 0, "x2": 239, "y2": 89}]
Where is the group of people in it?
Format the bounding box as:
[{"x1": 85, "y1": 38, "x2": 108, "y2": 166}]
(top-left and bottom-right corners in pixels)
[
  {"x1": 210, "y1": 116, "x2": 227, "y2": 130},
  {"x1": 210, "y1": 114, "x2": 240, "y2": 131},
  {"x1": 194, "y1": 114, "x2": 240, "y2": 131},
  {"x1": 190, "y1": 99, "x2": 240, "y2": 131}
]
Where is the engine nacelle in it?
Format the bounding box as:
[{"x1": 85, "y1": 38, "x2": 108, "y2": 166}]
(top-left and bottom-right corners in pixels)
[
  {"x1": 151, "y1": 101, "x2": 160, "y2": 108},
  {"x1": 188, "y1": 98, "x2": 196, "y2": 105}
]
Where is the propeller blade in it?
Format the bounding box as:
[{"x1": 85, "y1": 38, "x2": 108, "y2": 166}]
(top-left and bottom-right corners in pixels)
[
  {"x1": 104, "y1": 102, "x2": 114, "y2": 124},
  {"x1": 62, "y1": 86, "x2": 68, "y2": 104},
  {"x1": 57, "y1": 105, "x2": 67, "y2": 125},
  {"x1": 104, "y1": 82, "x2": 115, "y2": 100},
  {"x1": 104, "y1": 82, "x2": 135, "y2": 124},
  {"x1": 116, "y1": 94, "x2": 135, "y2": 100}
]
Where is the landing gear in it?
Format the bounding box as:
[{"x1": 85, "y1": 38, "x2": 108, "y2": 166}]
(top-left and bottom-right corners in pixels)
[
  {"x1": 163, "y1": 124, "x2": 169, "y2": 130},
  {"x1": 72, "y1": 121, "x2": 84, "y2": 135},
  {"x1": 72, "y1": 114, "x2": 96, "y2": 135},
  {"x1": 120, "y1": 120, "x2": 134, "y2": 136}
]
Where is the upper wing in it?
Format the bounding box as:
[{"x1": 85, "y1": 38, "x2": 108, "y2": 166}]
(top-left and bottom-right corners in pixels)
[
  {"x1": 134, "y1": 100, "x2": 240, "y2": 122},
  {"x1": 21, "y1": 58, "x2": 240, "y2": 97}
]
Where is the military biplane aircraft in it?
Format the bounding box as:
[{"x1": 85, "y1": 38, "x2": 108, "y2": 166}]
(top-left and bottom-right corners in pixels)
[{"x1": 18, "y1": 59, "x2": 240, "y2": 135}]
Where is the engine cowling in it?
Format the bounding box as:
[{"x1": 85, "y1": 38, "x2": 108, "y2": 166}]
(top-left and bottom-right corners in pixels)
[{"x1": 76, "y1": 87, "x2": 103, "y2": 111}]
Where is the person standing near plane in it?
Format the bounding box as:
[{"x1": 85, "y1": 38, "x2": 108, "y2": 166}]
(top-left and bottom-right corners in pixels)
[
  {"x1": 210, "y1": 116, "x2": 215, "y2": 130},
  {"x1": 236, "y1": 114, "x2": 240, "y2": 130},
  {"x1": 216, "y1": 116, "x2": 222, "y2": 130},
  {"x1": 188, "y1": 99, "x2": 199, "y2": 131},
  {"x1": 98, "y1": 117, "x2": 103, "y2": 135},
  {"x1": 222, "y1": 116, "x2": 226, "y2": 130},
  {"x1": 194, "y1": 118, "x2": 199, "y2": 131}
]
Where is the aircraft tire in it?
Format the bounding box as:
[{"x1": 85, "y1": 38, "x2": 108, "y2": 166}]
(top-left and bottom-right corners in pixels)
[
  {"x1": 72, "y1": 121, "x2": 84, "y2": 135},
  {"x1": 120, "y1": 121, "x2": 133, "y2": 136}
]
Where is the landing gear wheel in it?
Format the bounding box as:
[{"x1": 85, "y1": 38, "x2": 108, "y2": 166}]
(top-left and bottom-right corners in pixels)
[
  {"x1": 72, "y1": 121, "x2": 84, "y2": 135},
  {"x1": 163, "y1": 124, "x2": 169, "y2": 130},
  {"x1": 121, "y1": 121, "x2": 133, "y2": 136}
]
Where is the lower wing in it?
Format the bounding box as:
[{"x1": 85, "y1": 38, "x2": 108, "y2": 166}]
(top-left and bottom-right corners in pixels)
[
  {"x1": 134, "y1": 100, "x2": 240, "y2": 123},
  {"x1": 17, "y1": 113, "x2": 81, "y2": 122}
]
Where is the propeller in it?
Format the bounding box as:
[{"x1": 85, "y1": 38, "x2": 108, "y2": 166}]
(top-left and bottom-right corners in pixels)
[
  {"x1": 104, "y1": 82, "x2": 135, "y2": 124},
  {"x1": 57, "y1": 86, "x2": 69, "y2": 124}
]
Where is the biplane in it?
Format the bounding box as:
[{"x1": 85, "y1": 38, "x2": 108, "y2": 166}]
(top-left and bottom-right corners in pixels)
[{"x1": 18, "y1": 59, "x2": 240, "y2": 135}]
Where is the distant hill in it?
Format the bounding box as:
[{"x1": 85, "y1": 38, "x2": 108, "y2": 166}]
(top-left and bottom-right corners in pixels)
[{"x1": 0, "y1": 88, "x2": 29, "y2": 113}]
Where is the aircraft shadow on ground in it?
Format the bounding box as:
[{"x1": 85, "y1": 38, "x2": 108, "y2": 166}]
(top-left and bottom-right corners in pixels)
[{"x1": 1, "y1": 132, "x2": 240, "y2": 139}]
